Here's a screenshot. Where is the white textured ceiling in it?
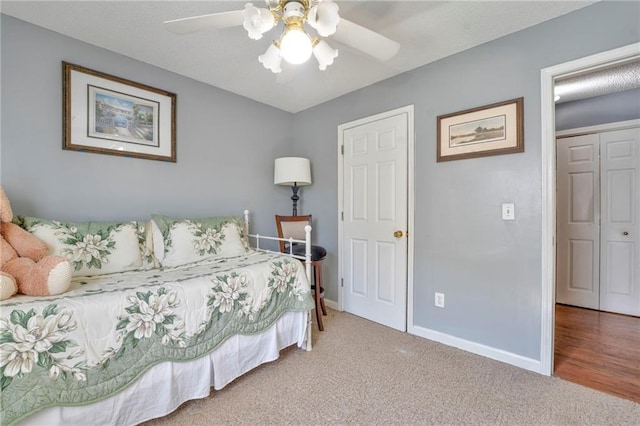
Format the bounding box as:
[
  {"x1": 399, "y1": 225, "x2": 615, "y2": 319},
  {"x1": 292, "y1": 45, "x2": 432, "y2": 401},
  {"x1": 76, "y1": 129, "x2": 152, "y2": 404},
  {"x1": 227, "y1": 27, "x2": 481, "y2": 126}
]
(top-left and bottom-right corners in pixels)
[{"x1": 2, "y1": 1, "x2": 597, "y2": 113}]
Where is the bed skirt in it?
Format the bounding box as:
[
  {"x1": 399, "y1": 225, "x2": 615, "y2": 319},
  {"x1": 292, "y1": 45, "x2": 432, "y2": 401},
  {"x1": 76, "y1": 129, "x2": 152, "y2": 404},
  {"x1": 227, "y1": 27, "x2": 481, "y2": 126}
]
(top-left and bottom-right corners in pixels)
[{"x1": 19, "y1": 310, "x2": 308, "y2": 425}]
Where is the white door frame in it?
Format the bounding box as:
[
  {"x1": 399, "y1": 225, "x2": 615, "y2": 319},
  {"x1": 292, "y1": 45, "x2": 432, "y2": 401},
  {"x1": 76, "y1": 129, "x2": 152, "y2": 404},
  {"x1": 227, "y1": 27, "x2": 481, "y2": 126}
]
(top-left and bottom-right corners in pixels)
[
  {"x1": 540, "y1": 42, "x2": 640, "y2": 376},
  {"x1": 337, "y1": 105, "x2": 415, "y2": 329}
]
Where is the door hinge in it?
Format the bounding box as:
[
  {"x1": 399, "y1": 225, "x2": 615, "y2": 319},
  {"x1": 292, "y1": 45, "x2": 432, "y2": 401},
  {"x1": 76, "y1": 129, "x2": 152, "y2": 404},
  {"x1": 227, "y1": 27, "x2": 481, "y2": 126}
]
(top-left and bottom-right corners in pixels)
[
  {"x1": 341, "y1": 278, "x2": 344, "y2": 287},
  {"x1": 341, "y1": 211, "x2": 344, "y2": 221},
  {"x1": 341, "y1": 145, "x2": 344, "y2": 155}
]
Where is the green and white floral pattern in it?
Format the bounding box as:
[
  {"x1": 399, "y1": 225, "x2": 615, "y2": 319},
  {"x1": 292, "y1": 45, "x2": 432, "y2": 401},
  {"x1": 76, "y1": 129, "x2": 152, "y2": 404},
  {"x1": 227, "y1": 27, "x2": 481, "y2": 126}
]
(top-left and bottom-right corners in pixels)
[
  {"x1": 53, "y1": 222, "x2": 118, "y2": 271},
  {"x1": 0, "y1": 304, "x2": 86, "y2": 391},
  {"x1": 208, "y1": 272, "x2": 254, "y2": 319},
  {"x1": 115, "y1": 288, "x2": 186, "y2": 355},
  {"x1": 192, "y1": 222, "x2": 225, "y2": 256},
  {"x1": 268, "y1": 259, "x2": 309, "y2": 302},
  {"x1": 17, "y1": 217, "x2": 146, "y2": 277},
  {"x1": 0, "y1": 251, "x2": 314, "y2": 425},
  {"x1": 137, "y1": 222, "x2": 158, "y2": 269},
  {"x1": 151, "y1": 215, "x2": 248, "y2": 268}
]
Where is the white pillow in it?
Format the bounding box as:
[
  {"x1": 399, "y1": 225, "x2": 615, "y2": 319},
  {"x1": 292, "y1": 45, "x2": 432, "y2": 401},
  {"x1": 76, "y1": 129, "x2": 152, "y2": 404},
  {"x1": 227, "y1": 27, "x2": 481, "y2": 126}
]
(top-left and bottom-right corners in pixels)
[
  {"x1": 150, "y1": 215, "x2": 248, "y2": 268},
  {"x1": 17, "y1": 217, "x2": 145, "y2": 276}
]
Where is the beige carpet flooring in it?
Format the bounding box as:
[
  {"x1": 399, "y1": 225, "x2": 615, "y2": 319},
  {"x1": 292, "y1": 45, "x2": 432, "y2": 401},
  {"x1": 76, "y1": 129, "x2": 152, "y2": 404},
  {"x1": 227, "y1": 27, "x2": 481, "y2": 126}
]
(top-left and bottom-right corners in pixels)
[{"x1": 144, "y1": 309, "x2": 640, "y2": 425}]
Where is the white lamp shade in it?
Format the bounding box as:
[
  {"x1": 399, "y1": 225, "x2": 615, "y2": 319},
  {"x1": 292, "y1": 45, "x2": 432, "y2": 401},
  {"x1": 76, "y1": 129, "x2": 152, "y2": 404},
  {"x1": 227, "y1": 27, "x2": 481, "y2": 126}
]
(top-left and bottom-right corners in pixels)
[
  {"x1": 259, "y1": 43, "x2": 282, "y2": 73},
  {"x1": 274, "y1": 157, "x2": 312, "y2": 186},
  {"x1": 242, "y1": 4, "x2": 275, "y2": 40},
  {"x1": 313, "y1": 40, "x2": 338, "y2": 71},
  {"x1": 308, "y1": 1, "x2": 340, "y2": 37}
]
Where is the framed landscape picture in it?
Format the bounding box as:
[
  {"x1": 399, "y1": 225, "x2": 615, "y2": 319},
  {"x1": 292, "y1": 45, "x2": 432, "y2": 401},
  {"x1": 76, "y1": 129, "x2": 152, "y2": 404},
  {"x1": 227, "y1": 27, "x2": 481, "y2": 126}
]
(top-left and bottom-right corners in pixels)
[
  {"x1": 63, "y1": 62, "x2": 176, "y2": 162},
  {"x1": 437, "y1": 97, "x2": 523, "y2": 162}
]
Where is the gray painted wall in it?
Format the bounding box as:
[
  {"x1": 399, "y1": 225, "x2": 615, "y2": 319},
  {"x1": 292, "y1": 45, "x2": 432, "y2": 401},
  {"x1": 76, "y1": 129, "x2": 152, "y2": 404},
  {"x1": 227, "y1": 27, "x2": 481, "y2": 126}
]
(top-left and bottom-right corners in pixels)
[
  {"x1": 1, "y1": 15, "x2": 294, "y2": 236},
  {"x1": 292, "y1": 1, "x2": 640, "y2": 360},
  {"x1": 2, "y1": 2, "x2": 639, "y2": 364},
  {"x1": 556, "y1": 88, "x2": 640, "y2": 131}
]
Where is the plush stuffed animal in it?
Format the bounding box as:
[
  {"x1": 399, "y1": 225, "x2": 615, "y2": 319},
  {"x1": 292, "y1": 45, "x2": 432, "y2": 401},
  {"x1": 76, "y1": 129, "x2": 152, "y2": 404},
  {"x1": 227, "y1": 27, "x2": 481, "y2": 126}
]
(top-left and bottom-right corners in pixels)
[{"x1": 0, "y1": 187, "x2": 72, "y2": 299}]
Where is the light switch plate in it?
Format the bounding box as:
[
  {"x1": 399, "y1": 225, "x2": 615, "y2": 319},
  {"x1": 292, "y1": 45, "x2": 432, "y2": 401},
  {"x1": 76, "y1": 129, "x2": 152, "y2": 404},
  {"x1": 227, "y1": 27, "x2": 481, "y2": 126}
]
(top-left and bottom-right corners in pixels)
[{"x1": 502, "y1": 203, "x2": 515, "y2": 220}]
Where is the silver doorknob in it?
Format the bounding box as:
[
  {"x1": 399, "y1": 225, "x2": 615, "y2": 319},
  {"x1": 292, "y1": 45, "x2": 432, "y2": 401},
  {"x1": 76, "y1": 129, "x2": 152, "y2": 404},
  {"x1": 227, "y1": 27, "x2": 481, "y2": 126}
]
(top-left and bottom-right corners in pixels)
[
  {"x1": 623, "y1": 231, "x2": 629, "y2": 236},
  {"x1": 394, "y1": 230, "x2": 403, "y2": 238}
]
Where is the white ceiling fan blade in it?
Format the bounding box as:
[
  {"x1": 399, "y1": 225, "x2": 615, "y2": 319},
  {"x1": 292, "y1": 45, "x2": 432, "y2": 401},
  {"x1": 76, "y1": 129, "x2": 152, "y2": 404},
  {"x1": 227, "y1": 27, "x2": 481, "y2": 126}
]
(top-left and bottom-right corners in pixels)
[
  {"x1": 333, "y1": 18, "x2": 400, "y2": 61},
  {"x1": 163, "y1": 10, "x2": 244, "y2": 35}
]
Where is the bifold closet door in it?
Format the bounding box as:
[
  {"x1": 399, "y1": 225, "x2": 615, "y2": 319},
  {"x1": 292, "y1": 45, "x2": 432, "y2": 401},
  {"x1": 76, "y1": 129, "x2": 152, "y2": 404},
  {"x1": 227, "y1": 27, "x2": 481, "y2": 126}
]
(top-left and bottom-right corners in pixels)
[
  {"x1": 556, "y1": 134, "x2": 601, "y2": 309},
  {"x1": 599, "y1": 128, "x2": 640, "y2": 317},
  {"x1": 557, "y1": 128, "x2": 640, "y2": 316}
]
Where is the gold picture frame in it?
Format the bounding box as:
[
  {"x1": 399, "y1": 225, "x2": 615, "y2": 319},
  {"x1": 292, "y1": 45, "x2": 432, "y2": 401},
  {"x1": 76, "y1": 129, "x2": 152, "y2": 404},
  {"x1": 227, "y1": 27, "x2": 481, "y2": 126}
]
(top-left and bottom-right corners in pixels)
[
  {"x1": 63, "y1": 62, "x2": 176, "y2": 162},
  {"x1": 437, "y1": 97, "x2": 524, "y2": 162}
]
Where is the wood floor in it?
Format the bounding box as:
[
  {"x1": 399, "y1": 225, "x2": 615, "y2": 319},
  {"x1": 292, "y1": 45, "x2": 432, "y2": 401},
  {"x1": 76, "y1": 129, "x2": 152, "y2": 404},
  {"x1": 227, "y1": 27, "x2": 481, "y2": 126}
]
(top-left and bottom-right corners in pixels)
[{"x1": 554, "y1": 304, "x2": 640, "y2": 403}]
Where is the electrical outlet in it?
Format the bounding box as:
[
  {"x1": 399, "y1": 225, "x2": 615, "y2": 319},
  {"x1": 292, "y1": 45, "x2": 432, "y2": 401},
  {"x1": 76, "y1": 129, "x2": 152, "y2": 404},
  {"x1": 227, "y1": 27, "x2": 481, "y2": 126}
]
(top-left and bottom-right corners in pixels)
[{"x1": 435, "y1": 292, "x2": 445, "y2": 308}]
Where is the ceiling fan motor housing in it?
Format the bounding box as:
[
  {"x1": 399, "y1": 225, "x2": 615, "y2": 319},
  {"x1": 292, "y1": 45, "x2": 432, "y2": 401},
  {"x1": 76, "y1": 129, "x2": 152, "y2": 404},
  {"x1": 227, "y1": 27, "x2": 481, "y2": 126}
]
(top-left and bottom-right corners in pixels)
[{"x1": 283, "y1": 1, "x2": 306, "y2": 22}]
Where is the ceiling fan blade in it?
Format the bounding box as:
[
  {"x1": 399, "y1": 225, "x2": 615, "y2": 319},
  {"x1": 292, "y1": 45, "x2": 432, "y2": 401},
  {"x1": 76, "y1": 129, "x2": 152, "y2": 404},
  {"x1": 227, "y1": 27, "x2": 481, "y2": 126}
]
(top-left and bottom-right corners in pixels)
[
  {"x1": 163, "y1": 10, "x2": 244, "y2": 35},
  {"x1": 333, "y1": 18, "x2": 400, "y2": 61}
]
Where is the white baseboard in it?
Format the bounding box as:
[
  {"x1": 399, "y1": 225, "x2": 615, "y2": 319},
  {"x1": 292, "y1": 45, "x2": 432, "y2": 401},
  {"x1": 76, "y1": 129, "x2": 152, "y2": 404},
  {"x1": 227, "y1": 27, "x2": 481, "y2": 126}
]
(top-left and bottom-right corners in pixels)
[
  {"x1": 409, "y1": 324, "x2": 542, "y2": 374},
  {"x1": 324, "y1": 298, "x2": 339, "y2": 311},
  {"x1": 328, "y1": 301, "x2": 541, "y2": 374}
]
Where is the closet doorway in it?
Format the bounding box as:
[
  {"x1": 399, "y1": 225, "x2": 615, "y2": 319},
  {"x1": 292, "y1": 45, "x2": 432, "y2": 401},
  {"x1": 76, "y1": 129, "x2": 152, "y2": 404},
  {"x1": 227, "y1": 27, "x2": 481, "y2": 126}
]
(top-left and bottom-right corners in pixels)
[
  {"x1": 556, "y1": 124, "x2": 640, "y2": 317},
  {"x1": 540, "y1": 43, "x2": 640, "y2": 376}
]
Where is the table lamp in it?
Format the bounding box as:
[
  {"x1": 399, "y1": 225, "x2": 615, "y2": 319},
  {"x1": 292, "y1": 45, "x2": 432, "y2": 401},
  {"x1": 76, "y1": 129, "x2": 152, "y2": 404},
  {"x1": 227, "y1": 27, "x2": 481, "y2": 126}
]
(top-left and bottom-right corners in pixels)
[{"x1": 274, "y1": 157, "x2": 312, "y2": 215}]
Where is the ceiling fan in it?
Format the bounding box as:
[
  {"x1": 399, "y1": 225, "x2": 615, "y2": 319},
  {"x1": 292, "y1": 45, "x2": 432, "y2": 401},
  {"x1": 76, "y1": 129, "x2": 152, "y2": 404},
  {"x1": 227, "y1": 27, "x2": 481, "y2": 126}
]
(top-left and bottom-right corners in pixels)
[{"x1": 163, "y1": 0, "x2": 400, "y2": 73}]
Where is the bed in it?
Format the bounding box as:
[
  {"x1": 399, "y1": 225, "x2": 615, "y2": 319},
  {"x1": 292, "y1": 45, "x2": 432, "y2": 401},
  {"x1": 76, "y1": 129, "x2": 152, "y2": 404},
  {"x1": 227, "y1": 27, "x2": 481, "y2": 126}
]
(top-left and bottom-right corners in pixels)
[{"x1": 0, "y1": 212, "x2": 314, "y2": 425}]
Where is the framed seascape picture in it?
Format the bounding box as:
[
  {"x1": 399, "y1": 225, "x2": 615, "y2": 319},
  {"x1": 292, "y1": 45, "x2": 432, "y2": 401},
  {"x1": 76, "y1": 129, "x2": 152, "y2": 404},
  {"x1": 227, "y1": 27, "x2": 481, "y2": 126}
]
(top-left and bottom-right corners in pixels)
[
  {"x1": 63, "y1": 62, "x2": 176, "y2": 162},
  {"x1": 437, "y1": 97, "x2": 524, "y2": 162}
]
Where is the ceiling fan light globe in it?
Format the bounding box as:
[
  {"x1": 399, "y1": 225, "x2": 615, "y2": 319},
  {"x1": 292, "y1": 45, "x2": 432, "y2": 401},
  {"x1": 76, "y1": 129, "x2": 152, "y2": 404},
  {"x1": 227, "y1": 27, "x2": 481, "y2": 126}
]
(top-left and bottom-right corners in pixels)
[
  {"x1": 280, "y1": 29, "x2": 313, "y2": 64},
  {"x1": 313, "y1": 40, "x2": 338, "y2": 70},
  {"x1": 308, "y1": 1, "x2": 340, "y2": 37},
  {"x1": 242, "y1": 3, "x2": 275, "y2": 40},
  {"x1": 259, "y1": 43, "x2": 282, "y2": 73}
]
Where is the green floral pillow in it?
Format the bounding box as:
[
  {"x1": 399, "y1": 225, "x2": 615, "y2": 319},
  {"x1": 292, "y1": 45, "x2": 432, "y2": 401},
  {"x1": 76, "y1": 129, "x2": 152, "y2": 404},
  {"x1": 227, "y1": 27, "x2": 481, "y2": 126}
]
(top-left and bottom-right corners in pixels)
[
  {"x1": 150, "y1": 215, "x2": 248, "y2": 268},
  {"x1": 16, "y1": 216, "x2": 151, "y2": 276}
]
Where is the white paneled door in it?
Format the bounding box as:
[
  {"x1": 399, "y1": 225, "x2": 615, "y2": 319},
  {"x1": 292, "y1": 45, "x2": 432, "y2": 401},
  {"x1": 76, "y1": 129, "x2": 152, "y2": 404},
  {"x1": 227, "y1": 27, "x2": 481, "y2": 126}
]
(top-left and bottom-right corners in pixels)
[
  {"x1": 556, "y1": 134, "x2": 601, "y2": 309},
  {"x1": 341, "y1": 111, "x2": 408, "y2": 331},
  {"x1": 599, "y1": 128, "x2": 640, "y2": 316},
  {"x1": 557, "y1": 127, "x2": 640, "y2": 316}
]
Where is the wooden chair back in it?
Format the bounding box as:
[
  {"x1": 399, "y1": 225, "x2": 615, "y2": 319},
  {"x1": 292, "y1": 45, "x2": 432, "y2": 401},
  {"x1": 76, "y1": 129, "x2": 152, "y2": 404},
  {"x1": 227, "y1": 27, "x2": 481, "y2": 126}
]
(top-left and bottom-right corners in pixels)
[{"x1": 275, "y1": 215, "x2": 312, "y2": 253}]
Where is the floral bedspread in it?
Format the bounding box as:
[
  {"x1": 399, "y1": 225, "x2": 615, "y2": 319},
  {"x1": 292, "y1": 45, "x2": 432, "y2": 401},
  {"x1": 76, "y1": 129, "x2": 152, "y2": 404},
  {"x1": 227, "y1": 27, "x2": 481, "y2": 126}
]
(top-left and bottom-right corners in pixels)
[{"x1": 0, "y1": 250, "x2": 314, "y2": 425}]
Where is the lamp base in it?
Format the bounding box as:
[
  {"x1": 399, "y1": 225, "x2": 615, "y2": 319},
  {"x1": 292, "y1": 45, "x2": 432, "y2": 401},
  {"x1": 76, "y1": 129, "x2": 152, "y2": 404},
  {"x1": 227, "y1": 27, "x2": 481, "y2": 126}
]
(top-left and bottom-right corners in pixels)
[{"x1": 291, "y1": 184, "x2": 300, "y2": 216}]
